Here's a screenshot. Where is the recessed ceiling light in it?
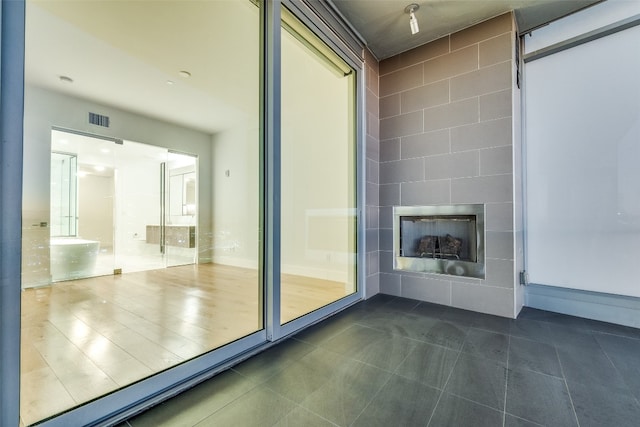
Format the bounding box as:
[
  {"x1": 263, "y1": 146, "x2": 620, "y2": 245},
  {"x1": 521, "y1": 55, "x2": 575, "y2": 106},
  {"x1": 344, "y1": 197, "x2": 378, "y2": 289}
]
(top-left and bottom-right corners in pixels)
[
  {"x1": 100, "y1": 148, "x2": 111, "y2": 154},
  {"x1": 59, "y1": 75, "x2": 74, "y2": 83},
  {"x1": 179, "y1": 70, "x2": 191, "y2": 78},
  {"x1": 166, "y1": 80, "x2": 175, "y2": 85}
]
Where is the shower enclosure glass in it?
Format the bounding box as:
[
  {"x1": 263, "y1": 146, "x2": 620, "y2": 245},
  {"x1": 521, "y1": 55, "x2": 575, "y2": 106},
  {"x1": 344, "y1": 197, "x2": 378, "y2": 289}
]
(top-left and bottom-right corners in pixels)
[{"x1": 50, "y1": 152, "x2": 78, "y2": 237}]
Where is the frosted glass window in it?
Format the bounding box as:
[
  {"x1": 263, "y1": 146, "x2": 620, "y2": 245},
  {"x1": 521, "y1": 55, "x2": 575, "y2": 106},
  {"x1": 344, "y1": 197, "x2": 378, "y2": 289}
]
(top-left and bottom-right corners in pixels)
[{"x1": 525, "y1": 24, "x2": 640, "y2": 297}]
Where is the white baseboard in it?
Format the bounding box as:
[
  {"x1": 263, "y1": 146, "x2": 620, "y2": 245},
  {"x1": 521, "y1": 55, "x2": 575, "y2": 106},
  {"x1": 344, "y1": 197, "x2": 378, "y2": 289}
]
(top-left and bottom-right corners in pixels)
[{"x1": 525, "y1": 283, "x2": 640, "y2": 328}]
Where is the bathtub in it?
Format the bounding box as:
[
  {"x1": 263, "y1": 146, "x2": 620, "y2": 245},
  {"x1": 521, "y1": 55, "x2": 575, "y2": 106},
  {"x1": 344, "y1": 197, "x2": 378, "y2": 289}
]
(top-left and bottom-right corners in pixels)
[{"x1": 50, "y1": 238, "x2": 100, "y2": 281}]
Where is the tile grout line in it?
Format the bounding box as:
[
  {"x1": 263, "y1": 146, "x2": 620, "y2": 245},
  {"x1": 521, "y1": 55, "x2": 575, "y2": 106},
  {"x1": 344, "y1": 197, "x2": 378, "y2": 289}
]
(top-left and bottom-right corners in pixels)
[
  {"x1": 554, "y1": 343, "x2": 581, "y2": 427},
  {"x1": 425, "y1": 339, "x2": 464, "y2": 427},
  {"x1": 502, "y1": 333, "x2": 511, "y2": 427}
]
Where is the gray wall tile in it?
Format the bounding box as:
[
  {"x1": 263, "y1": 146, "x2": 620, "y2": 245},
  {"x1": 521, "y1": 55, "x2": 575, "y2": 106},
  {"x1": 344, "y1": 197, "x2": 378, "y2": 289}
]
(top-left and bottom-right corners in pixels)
[
  {"x1": 480, "y1": 146, "x2": 512, "y2": 176},
  {"x1": 486, "y1": 203, "x2": 513, "y2": 231},
  {"x1": 367, "y1": 251, "x2": 380, "y2": 276},
  {"x1": 424, "y1": 98, "x2": 478, "y2": 132},
  {"x1": 451, "y1": 61, "x2": 512, "y2": 101},
  {"x1": 401, "y1": 130, "x2": 450, "y2": 159},
  {"x1": 380, "y1": 94, "x2": 400, "y2": 119},
  {"x1": 380, "y1": 250, "x2": 394, "y2": 271},
  {"x1": 480, "y1": 33, "x2": 512, "y2": 67},
  {"x1": 366, "y1": 181, "x2": 379, "y2": 206},
  {"x1": 380, "y1": 138, "x2": 400, "y2": 162},
  {"x1": 451, "y1": 118, "x2": 512, "y2": 152},
  {"x1": 366, "y1": 206, "x2": 379, "y2": 229},
  {"x1": 380, "y1": 111, "x2": 423, "y2": 140},
  {"x1": 450, "y1": 13, "x2": 513, "y2": 51},
  {"x1": 380, "y1": 158, "x2": 424, "y2": 184},
  {"x1": 379, "y1": 207, "x2": 393, "y2": 229},
  {"x1": 480, "y1": 89, "x2": 512, "y2": 121},
  {"x1": 380, "y1": 55, "x2": 402, "y2": 76},
  {"x1": 423, "y1": 45, "x2": 478, "y2": 85},
  {"x1": 401, "y1": 80, "x2": 449, "y2": 113},
  {"x1": 366, "y1": 229, "x2": 379, "y2": 253},
  {"x1": 451, "y1": 175, "x2": 512, "y2": 204},
  {"x1": 367, "y1": 111, "x2": 380, "y2": 140},
  {"x1": 401, "y1": 275, "x2": 452, "y2": 305},
  {"x1": 366, "y1": 158, "x2": 379, "y2": 184},
  {"x1": 380, "y1": 273, "x2": 402, "y2": 296},
  {"x1": 365, "y1": 273, "x2": 380, "y2": 298},
  {"x1": 426, "y1": 151, "x2": 479, "y2": 180},
  {"x1": 366, "y1": 85, "x2": 380, "y2": 118},
  {"x1": 486, "y1": 231, "x2": 515, "y2": 260},
  {"x1": 483, "y1": 259, "x2": 515, "y2": 288},
  {"x1": 380, "y1": 184, "x2": 400, "y2": 206},
  {"x1": 401, "y1": 36, "x2": 450, "y2": 66},
  {"x1": 366, "y1": 134, "x2": 379, "y2": 162},
  {"x1": 380, "y1": 63, "x2": 423, "y2": 96},
  {"x1": 401, "y1": 180, "x2": 451, "y2": 206},
  {"x1": 379, "y1": 228, "x2": 393, "y2": 252},
  {"x1": 451, "y1": 282, "x2": 514, "y2": 318}
]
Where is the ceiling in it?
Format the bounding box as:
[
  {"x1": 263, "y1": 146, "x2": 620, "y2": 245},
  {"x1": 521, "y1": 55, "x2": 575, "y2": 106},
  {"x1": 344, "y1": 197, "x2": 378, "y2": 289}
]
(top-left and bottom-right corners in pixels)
[
  {"x1": 330, "y1": 0, "x2": 603, "y2": 59},
  {"x1": 25, "y1": 1, "x2": 602, "y2": 136}
]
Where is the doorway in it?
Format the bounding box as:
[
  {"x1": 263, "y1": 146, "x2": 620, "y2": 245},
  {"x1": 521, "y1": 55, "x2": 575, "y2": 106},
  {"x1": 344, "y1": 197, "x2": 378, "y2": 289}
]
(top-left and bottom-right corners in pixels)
[{"x1": 49, "y1": 129, "x2": 197, "y2": 282}]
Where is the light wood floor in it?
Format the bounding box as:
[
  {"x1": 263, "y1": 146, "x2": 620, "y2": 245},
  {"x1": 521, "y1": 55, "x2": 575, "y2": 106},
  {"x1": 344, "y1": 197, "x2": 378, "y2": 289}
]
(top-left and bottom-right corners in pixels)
[{"x1": 20, "y1": 263, "x2": 352, "y2": 426}]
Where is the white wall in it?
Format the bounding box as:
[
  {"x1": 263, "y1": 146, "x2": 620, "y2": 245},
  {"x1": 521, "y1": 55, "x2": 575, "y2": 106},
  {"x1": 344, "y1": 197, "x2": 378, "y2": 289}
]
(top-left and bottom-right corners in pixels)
[
  {"x1": 210, "y1": 122, "x2": 260, "y2": 269},
  {"x1": 524, "y1": 4, "x2": 640, "y2": 298},
  {"x1": 22, "y1": 85, "x2": 213, "y2": 287}
]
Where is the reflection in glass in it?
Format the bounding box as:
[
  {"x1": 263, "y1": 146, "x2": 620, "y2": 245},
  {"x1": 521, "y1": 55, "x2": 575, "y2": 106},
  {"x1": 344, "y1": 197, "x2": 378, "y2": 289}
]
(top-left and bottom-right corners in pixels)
[
  {"x1": 50, "y1": 152, "x2": 78, "y2": 237},
  {"x1": 280, "y1": 9, "x2": 357, "y2": 324},
  {"x1": 21, "y1": 0, "x2": 263, "y2": 424}
]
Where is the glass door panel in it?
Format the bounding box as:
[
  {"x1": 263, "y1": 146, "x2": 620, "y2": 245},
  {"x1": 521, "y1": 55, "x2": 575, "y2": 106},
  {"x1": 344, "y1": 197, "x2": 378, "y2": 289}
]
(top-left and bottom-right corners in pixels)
[
  {"x1": 165, "y1": 151, "x2": 198, "y2": 268},
  {"x1": 21, "y1": 0, "x2": 263, "y2": 424},
  {"x1": 280, "y1": 9, "x2": 357, "y2": 324}
]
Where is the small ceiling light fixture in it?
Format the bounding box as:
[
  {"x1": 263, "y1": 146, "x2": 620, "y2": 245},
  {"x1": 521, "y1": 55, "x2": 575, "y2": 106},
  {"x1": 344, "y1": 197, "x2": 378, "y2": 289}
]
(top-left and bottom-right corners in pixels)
[
  {"x1": 405, "y1": 3, "x2": 420, "y2": 35},
  {"x1": 179, "y1": 70, "x2": 192, "y2": 78},
  {"x1": 59, "y1": 75, "x2": 74, "y2": 84}
]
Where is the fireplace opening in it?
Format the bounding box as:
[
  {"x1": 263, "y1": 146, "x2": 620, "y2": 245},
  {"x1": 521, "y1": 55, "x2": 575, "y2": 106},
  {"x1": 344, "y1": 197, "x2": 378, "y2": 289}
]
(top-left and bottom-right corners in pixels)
[
  {"x1": 394, "y1": 205, "x2": 485, "y2": 278},
  {"x1": 400, "y1": 215, "x2": 477, "y2": 262}
]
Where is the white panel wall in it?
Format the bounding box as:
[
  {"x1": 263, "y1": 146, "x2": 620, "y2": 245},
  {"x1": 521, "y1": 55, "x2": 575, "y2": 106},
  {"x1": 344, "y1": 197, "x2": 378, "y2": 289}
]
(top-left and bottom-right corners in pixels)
[{"x1": 524, "y1": 3, "x2": 640, "y2": 297}]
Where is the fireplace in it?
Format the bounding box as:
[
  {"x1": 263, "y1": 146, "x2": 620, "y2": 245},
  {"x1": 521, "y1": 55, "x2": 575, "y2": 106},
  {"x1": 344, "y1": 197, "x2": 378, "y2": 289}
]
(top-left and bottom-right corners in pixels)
[{"x1": 393, "y1": 205, "x2": 485, "y2": 278}]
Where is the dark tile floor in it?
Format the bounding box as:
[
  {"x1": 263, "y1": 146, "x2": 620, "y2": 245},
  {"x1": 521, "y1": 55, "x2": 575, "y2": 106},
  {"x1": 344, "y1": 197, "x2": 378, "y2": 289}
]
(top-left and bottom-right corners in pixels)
[{"x1": 121, "y1": 295, "x2": 640, "y2": 427}]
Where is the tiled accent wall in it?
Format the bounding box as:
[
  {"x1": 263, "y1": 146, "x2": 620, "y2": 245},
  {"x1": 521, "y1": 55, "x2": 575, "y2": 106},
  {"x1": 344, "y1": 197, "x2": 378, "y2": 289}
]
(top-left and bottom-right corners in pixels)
[
  {"x1": 377, "y1": 13, "x2": 518, "y2": 318},
  {"x1": 364, "y1": 48, "x2": 380, "y2": 298}
]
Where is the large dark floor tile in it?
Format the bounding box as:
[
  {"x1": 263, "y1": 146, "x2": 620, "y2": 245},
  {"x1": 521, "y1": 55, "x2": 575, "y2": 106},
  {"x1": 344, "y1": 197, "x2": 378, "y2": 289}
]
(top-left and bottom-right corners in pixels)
[
  {"x1": 568, "y1": 380, "x2": 640, "y2": 427},
  {"x1": 322, "y1": 324, "x2": 416, "y2": 371},
  {"x1": 583, "y1": 319, "x2": 640, "y2": 340},
  {"x1": 506, "y1": 369, "x2": 577, "y2": 427},
  {"x1": 428, "y1": 393, "x2": 503, "y2": 427},
  {"x1": 195, "y1": 386, "x2": 296, "y2": 427},
  {"x1": 394, "y1": 341, "x2": 459, "y2": 389},
  {"x1": 438, "y1": 306, "x2": 485, "y2": 327},
  {"x1": 263, "y1": 348, "x2": 346, "y2": 403},
  {"x1": 504, "y1": 414, "x2": 544, "y2": 427},
  {"x1": 232, "y1": 339, "x2": 316, "y2": 384},
  {"x1": 352, "y1": 375, "x2": 440, "y2": 427},
  {"x1": 546, "y1": 324, "x2": 601, "y2": 351},
  {"x1": 556, "y1": 345, "x2": 629, "y2": 392},
  {"x1": 508, "y1": 336, "x2": 562, "y2": 378},
  {"x1": 470, "y1": 312, "x2": 513, "y2": 335},
  {"x1": 413, "y1": 318, "x2": 469, "y2": 350},
  {"x1": 461, "y1": 329, "x2": 509, "y2": 363},
  {"x1": 509, "y1": 319, "x2": 553, "y2": 345},
  {"x1": 272, "y1": 406, "x2": 335, "y2": 427},
  {"x1": 128, "y1": 370, "x2": 255, "y2": 427},
  {"x1": 300, "y1": 358, "x2": 391, "y2": 426},
  {"x1": 445, "y1": 353, "x2": 507, "y2": 410}
]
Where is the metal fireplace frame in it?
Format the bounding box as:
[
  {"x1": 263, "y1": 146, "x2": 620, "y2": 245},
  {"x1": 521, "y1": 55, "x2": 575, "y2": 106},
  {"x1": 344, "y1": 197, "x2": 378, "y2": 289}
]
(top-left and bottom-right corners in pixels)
[{"x1": 393, "y1": 204, "x2": 486, "y2": 279}]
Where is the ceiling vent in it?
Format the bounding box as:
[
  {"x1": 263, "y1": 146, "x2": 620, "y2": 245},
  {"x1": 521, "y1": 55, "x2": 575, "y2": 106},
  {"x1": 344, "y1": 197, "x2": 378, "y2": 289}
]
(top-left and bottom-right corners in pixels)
[{"x1": 89, "y1": 112, "x2": 110, "y2": 128}]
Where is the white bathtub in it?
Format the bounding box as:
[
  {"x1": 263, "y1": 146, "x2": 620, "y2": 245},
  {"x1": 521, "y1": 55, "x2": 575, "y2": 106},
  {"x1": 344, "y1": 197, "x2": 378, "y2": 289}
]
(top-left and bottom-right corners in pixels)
[{"x1": 50, "y1": 238, "x2": 100, "y2": 281}]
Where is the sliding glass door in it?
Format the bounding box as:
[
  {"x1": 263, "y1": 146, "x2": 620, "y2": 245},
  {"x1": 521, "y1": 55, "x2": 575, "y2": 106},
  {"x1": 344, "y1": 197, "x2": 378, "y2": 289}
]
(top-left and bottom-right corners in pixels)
[{"x1": 280, "y1": 8, "x2": 358, "y2": 325}]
